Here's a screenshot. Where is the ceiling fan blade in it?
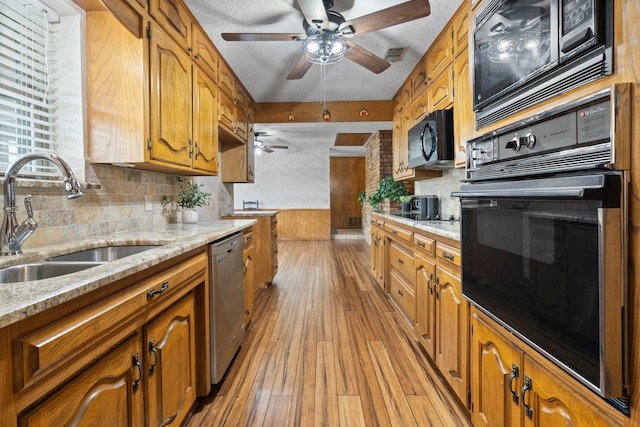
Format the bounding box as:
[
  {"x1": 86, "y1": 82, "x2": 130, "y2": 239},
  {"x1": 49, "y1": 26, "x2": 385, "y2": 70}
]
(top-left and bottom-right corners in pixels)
[
  {"x1": 266, "y1": 145, "x2": 289, "y2": 150},
  {"x1": 344, "y1": 40, "x2": 391, "y2": 74},
  {"x1": 221, "y1": 33, "x2": 305, "y2": 42},
  {"x1": 296, "y1": 0, "x2": 330, "y2": 29},
  {"x1": 261, "y1": 146, "x2": 274, "y2": 153},
  {"x1": 339, "y1": 0, "x2": 431, "y2": 36},
  {"x1": 287, "y1": 54, "x2": 313, "y2": 80}
]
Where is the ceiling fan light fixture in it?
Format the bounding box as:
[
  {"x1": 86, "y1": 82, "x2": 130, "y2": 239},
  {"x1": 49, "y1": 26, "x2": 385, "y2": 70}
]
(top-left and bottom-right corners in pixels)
[{"x1": 303, "y1": 32, "x2": 347, "y2": 64}]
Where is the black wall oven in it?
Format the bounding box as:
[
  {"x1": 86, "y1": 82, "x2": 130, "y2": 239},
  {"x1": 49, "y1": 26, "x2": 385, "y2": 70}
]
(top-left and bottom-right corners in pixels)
[
  {"x1": 454, "y1": 85, "x2": 630, "y2": 407},
  {"x1": 472, "y1": 0, "x2": 613, "y2": 128}
]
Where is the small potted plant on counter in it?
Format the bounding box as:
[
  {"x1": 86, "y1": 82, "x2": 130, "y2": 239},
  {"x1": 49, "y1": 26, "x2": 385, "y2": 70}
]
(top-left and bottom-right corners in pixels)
[{"x1": 162, "y1": 178, "x2": 212, "y2": 224}]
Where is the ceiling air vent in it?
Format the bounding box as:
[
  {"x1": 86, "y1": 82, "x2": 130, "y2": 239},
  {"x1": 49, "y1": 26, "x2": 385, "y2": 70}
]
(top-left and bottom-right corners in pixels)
[{"x1": 383, "y1": 46, "x2": 409, "y2": 63}]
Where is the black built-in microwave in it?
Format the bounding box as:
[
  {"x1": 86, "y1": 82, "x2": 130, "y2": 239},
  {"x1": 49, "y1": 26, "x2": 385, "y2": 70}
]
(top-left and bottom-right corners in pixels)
[
  {"x1": 473, "y1": 0, "x2": 613, "y2": 127},
  {"x1": 407, "y1": 108, "x2": 454, "y2": 170}
]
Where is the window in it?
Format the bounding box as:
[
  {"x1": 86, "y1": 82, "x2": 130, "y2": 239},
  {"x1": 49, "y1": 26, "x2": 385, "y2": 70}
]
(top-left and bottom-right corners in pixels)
[{"x1": 0, "y1": 0, "x2": 84, "y2": 179}]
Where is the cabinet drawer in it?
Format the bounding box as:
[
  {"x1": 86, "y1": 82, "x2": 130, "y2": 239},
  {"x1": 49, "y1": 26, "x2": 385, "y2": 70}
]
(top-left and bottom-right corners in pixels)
[
  {"x1": 414, "y1": 233, "x2": 436, "y2": 257},
  {"x1": 389, "y1": 269, "x2": 416, "y2": 322},
  {"x1": 384, "y1": 222, "x2": 413, "y2": 243},
  {"x1": 371, "y1": 217, "x2": 385, "y2": 229},
  {"x1": 13, "y1": 252, "x2": 208, "y2": 392},
  {"x1": 389, "y1": 241, "x2": 414, "y2": 283},
  {"x1": 243, "y1": 230, "x2": 254, "y2": 248},
  {"x1": 436, "y1": 241, "x2": 461, "y2": 270}
]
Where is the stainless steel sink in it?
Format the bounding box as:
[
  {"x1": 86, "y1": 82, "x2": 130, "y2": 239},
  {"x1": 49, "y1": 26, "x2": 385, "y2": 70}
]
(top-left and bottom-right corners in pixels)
[
  {"x1": 47, "y1": 245, "x2": 159, "y2": 262},
  {"x1": 0, "y1": 245, "x2": 160, "y2": 283},
  {"x1": 0, "y1": 261, "x2": 103, "y2": 283}
]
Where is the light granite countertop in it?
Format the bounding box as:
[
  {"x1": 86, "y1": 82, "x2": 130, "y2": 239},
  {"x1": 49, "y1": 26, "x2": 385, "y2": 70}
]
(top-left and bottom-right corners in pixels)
[
  {"x1": 0, "y1": 220, "x2": 255, "y2": 329},
  {"x1": 371, "y1": 213, "x2": 461, "y2": 241}
]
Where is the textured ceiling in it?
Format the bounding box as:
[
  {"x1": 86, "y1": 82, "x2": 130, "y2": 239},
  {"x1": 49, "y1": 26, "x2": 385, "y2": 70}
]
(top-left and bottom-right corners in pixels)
[{"x1": 183, "y1": 0, "x2": 463, "y2": 154}]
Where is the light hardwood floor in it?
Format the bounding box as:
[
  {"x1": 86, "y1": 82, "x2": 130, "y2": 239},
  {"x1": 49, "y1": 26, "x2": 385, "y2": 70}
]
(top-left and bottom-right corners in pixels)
[{"x1": 186, "y1": 240, "x2": 471, "y2": 426}]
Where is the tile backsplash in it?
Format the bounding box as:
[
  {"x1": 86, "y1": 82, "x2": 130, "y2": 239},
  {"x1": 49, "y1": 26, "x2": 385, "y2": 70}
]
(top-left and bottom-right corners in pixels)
[
  {"x1": 5, "y1": 163, "x2": 230, "y2": 248},
  {"x1": 414, "y1": 168, "x2": 465, "y2": 219}
]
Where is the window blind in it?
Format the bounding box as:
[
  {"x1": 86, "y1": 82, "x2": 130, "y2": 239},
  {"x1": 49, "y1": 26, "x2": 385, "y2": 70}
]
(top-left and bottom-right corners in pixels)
[{"x1": 0, "y1": 0, "x2": 58, "y2": 177}]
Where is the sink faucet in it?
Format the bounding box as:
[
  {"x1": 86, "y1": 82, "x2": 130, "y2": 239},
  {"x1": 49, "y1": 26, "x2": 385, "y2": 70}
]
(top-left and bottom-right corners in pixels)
[{"x1": 1, "y1": 154, "x2": 83, "y2": 255}]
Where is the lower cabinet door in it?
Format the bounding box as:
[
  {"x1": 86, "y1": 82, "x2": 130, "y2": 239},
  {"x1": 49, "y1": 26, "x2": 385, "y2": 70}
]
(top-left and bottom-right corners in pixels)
[
  {"x1": 415, "y1": 253, "x2": 436, "y2": 358},
  {"x1": 435, "y1": 265, "x2": 468, "y2": 404},
  {"x1": 523, "y1": 355, "x2": 621, "y2": 427},
  {"x1": 19, "y1": 334, "x2": 143, "y2": 427},
  {"x1": 471, "y1": 310, "x2": 521, "y2": 427},
  {"x1": 145, "y1": 293, "x2": 197, "y2": 427}
]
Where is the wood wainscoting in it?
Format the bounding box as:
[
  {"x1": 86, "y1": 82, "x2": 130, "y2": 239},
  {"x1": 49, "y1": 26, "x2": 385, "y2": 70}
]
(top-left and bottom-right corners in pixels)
[{"x1": 276, "y1": 209, "x2": 331, "y2": 240}]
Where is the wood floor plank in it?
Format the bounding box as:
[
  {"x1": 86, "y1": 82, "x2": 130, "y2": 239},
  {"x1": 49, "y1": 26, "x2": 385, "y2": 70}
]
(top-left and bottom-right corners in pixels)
[
  {"x1": 338, "y1": 395, "x2": 367, "y2": 427},
  {"x1": 186, "y1": 240, "x2": 471, "y2": 427},
  {"x1": 367, "y1": 341, "x2": 418, "y2": 426},
  {"x1": 315, "y1": 341, "x2": 340, "y2": 426}
]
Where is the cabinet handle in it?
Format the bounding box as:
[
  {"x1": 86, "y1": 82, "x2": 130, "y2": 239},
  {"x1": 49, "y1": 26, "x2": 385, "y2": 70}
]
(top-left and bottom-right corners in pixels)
[
  {"x1": 521, "y1": 376, "x2": 533, "y2": 420},
  {"x1": 434, "y1": 277, "x2": 440, "y2": 299},
  {"x1": 392, "y1": 230, "x2": 398, "y2": 235},
  {"x1": 132, "y1": 352, "x2": 142, "y2": 392},
  {"x1": 147, "y1": 281, "x2": 169, "y2": 300},
  {"x1": 508, "y1": 364, "x2": 520, "y2": 405},
  {"x1": 398, "y1": 258, "x2": 404, "y2": 265},
  {"x1": 397, "y1": 289, "x2": 404, "y2": 297},
  {"x1": 149, "y1": 339, "x2": 159, "y2": 375},
  {"x1": 417, "y1": 241, "x2": 426, "y2": 248},
  {"x1": 194, "y1": 141, "x2": 201, "y2": 160},
  {"x1": 427, "y1": 273, "x2": 434, "y2": 294},
  {"x1": 194, "y1": 53, "x2": 200, "y2": 59},
  {"x1": 442, "y1": 251, "x2": 455, "y2": 261}
]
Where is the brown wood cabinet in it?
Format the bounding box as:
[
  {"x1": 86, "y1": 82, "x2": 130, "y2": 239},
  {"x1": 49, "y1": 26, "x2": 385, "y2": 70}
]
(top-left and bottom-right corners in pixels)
[
  {"x1": 434, "y1": 242, "x2": 468, "y2": 406},
  {"x1": 4, "y1": 249, "x2": 209, "y2": 427},
  {"x1": 243, "y1": 228, "x2": 255, "y2": 326},
  {"x1": 453, "y1": 49, "x2": 472, "y2": 168},
  {"x1": 149, "y1": 0, "x2": 191, "y2": 53},
  {"x1": 426, "y1": 26, "x2": 453, "y2": 82},
  {"x1": 148, "y1": 22, "x2": 193, "y2": 169},
  {"x1": 370, "y1": 218, "x2": 386, "y2": 290},
  {"x1": 192, "y1": 24, "x2": 218, "y2": 83},
  {"x1": 371, "y1": 214, "x2": 469, "y2": 409},
  {"x1": 428, "y1": 67, "x2": 454, "y2": 112},
  {"x1": 223, "y1": 214, "x2": 277, "y2": 288},
  {"x1": 192, "y1": 67, "x2": 219, "y2": 174},
  {"x1": 470, "y1": 308, "x2": 625, "y2": 427}
]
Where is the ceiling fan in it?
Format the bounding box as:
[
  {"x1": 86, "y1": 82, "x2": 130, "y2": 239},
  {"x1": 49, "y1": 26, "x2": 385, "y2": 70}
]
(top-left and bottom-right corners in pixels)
[
  {"x1": 254, "y1": 132, "x2": 289, "y2": 153},
  {"x1": 221, "y1": 0, "x2": 431, "y2": 80}
]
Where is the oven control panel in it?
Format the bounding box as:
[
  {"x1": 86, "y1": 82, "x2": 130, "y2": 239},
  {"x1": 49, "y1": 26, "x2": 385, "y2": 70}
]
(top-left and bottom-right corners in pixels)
[{"x1": 469, "y1": 99, "x2": 611, "y2": 168}]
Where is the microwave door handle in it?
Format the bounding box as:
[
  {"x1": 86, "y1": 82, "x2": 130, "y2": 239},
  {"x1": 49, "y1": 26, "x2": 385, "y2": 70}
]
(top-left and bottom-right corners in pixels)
[
  {"x1": 421, "y1": 122, "x2": 436, "y2": 161},
  {"x1": 451, "y1": 188, "x2": 587, "y2": 198}
]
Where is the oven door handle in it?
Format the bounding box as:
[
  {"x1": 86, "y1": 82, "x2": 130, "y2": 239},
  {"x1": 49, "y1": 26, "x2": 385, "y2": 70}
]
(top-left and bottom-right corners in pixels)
[
  {"x1": 452, "y1": 172, "x2": 619, "y2": 200},
  {"x1": 452, "y1": 188, "x2": 588, "y2": 198}
]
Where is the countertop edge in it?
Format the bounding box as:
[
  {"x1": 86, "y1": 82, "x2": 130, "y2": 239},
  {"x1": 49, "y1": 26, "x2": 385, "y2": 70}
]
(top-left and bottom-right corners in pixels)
[
  {"x1": 371, "y1": 213, "x2": 461, "y2": 241},
  {"x1": 0, "y1": 220, "x2": 256, "y2": 329}
]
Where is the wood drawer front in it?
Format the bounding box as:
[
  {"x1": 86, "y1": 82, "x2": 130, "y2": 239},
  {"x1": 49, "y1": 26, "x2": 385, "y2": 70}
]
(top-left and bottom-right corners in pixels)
[
  {"x1": 389, "y1": 269, "x2": 416, "y2": 322},
  {"x1": 371, "y1": 217, "x2": 385, "y2": 229},
  {"x1": 389, "y1": 241, "x2": 414, "y2": 282},
  {"x1": 384, "y1": 222, "x2": 413, "y2": 243},
  {"x1": 436, "y1": 241, "x2": 461, "y2": 270},
  {"x1": 243, "y1": 230, "x2": 254, "y2": 248},
  {"x1": 13, "y1": 252, "x2": 208, "y2": 392},
  {"x1": 414, "y1": 233, "x2": 436, "y2": 257}
]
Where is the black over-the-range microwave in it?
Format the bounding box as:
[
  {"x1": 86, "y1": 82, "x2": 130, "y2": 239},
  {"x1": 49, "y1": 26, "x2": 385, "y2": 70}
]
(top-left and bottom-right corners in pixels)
[
  {"x1": 407, "y1": 108, "x2": 454, "y2": 170},
  {"x1": 473, "y1": 0, "x2": 613, "y2": 127}
]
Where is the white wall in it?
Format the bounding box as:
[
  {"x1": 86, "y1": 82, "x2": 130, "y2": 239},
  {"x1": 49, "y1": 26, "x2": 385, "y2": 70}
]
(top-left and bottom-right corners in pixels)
[{"x1": 234, "y1": 145, "x2": 330, "y2": 209}]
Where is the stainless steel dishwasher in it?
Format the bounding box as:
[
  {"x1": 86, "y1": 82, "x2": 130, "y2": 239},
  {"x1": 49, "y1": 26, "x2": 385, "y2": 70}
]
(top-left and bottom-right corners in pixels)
[{"x1": 209, "y1": 232, "x2": 246, "y2": 384}]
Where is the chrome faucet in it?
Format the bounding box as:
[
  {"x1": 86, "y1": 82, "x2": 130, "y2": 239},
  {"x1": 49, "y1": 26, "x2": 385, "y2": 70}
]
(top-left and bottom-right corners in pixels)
[{"x1": 1, "y1": 154, "x2": 83, "y2": 255}]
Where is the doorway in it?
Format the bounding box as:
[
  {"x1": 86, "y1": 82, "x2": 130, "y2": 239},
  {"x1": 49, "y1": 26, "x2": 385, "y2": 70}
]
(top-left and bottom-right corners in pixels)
[{"x1": 330, "y1": 157, "x2": 365, "y2": 231}]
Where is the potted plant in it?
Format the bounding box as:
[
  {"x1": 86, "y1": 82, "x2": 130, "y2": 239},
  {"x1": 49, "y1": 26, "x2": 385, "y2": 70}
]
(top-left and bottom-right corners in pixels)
[
  {"x1": 163, "y1": 178, "x2": 212, "y2": 224},
  {"x1": 358, "y1": 191, "x2": 367, "y2": 206},
  {"x1": 368, "y1": 177, "x2": 409, "y2": 212}
]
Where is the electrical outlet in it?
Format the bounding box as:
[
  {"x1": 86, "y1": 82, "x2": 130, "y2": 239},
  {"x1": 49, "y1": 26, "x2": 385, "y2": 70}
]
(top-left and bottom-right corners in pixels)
[{"x1": 144, "y1": 195, "x2": 152, "y2": 212}]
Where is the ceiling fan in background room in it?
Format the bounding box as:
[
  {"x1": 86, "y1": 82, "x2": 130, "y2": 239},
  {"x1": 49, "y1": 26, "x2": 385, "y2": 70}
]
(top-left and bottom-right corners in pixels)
[
  {"x1": 254, "y1": 132, "x2": 289, "y2": 153},
  {"x1": 221, "y1": 0, "x2": 432, "y2": 80}
]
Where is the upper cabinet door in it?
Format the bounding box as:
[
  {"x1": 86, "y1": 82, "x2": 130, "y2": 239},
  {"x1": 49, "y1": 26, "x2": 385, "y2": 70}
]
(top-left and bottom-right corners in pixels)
[
  {"x1": 218, "y1": 59, "x2": 236, "y2": 97},
  {"x1": 451, "y1": 3, "x2": 469, "y2": 57},
  {"x1": 149, "y1": 0, "x2": 192, "y2": 53},
  {"x1": 192, "y1": 24, "x2": 218, "y2": 82},
  {"x1": 149, "y1": 23, "x2": 193, "y2": 168},
  {"x1": 426, "y1": 28, "x2": 453, "y2": 81},
  {"x1": 193, "y1": 67, "x2": 219, "y2": 174}
]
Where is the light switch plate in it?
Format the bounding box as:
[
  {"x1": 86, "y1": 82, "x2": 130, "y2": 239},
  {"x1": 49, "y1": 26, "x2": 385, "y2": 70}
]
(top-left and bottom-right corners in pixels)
[{"x1": 144, "y1": 195, "x2": 152, "y2": 212}]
